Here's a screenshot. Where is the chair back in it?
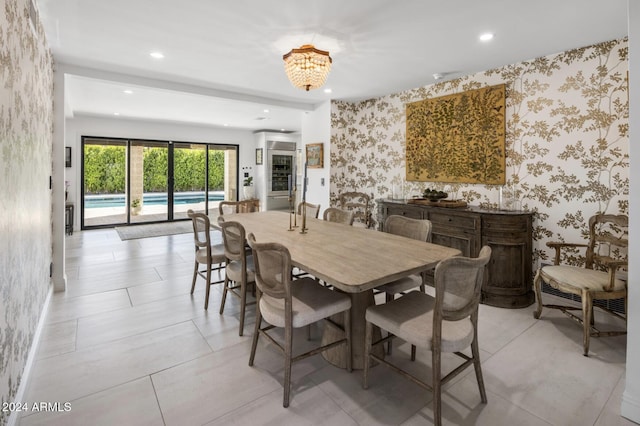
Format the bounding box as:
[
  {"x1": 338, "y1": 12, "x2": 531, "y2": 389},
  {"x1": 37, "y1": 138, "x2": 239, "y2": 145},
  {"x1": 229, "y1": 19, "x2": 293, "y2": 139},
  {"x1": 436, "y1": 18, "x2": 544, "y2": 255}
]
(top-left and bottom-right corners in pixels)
[
  {"x1": 339, "y1": 191, "x2": 371, "y2": 227},
  {"x1": 247, "y1": 233, "x2": 291, "y2": 301},
  {"x1": 323, "y1": 207, "x2": 355, "y2": 225},
  {"x1": 297, "y1": 202, "x2": 320, "y2": 219},
  {"x1": 219, "y1": 200, "x2": 258, "y2": 215},
  {"x1": 586, "y1": 214, "x2": 628, "y2": 271},
  {"x1": 434, "y1": 246, "x2": 491, "y2": 321},
  {"x1": 218, "y1": 218, "x2": 247, "y2": 263},
  {"x1": 190, "y1": 211, "x2": 212, "y2": 250},
  {"x1": 384, "y1": 215, "x2": 432, "y2": 242}
]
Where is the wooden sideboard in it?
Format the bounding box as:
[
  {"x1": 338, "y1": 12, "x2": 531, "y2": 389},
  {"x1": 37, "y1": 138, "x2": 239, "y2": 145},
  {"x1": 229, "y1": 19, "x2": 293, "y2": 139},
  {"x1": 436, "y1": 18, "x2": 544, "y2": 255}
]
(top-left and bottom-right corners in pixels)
[{"x1": 377, "y1": 199, "x2": 534, "y2": 308}]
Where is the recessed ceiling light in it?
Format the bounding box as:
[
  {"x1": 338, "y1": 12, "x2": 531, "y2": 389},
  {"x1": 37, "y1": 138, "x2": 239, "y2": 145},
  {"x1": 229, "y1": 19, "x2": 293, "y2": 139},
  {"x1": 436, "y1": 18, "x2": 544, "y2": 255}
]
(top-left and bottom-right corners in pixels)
[
  {"x1": 479, "y1": 33, "x2": 494, "y2": 42},
  {"x1": 280, "y1": 128, "x2": 285, "y2": 132},
  {"x1": 150, "y1": 51, "x2": 164, "y2": 59},
  {"x1": 223, "y1": 123, "x2": 229, "y2": 127},
  {"x1": 263, "y1": 109, "x2": 270, "y2": 113},
  {"x1": 324, "y1": 88, "x2": 332, "y2": 94},
  {"x1": 123, "y1": 90, "x2": 133, "y2": 94},
  {"x1": 113, "y1": 112, "x2": 120, "y2": 116}
]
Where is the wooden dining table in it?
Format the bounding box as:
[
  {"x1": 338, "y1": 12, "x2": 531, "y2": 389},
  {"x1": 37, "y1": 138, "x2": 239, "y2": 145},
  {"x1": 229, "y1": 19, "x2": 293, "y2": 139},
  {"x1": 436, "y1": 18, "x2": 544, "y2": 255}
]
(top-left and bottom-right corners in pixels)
[{"x1": 219, "y1": 210, "x2": 461, "y2": 369}]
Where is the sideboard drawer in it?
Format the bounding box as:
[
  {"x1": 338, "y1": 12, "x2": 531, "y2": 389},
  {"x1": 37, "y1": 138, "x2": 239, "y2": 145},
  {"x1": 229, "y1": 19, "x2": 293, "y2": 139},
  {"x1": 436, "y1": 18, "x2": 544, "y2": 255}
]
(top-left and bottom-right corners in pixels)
[
  {"x1": 482, "y1": 215, "x2": 528, "y2": 232},
  {"x1": 429, "y1": 211, "x2": 479, "y2": 230}
]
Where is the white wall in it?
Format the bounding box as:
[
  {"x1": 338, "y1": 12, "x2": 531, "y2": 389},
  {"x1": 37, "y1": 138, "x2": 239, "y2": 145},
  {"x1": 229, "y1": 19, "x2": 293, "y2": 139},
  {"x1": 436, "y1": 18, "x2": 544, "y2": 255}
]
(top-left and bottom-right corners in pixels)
[
  {"x1": 64, "y1": 115, "x2": 255, "y2": 227},
  {"x1": 301, "y1": 101, "x2": 332, "y2": 214},
  {"x1": 622, "y1": 0, "x2": 640, "y2": 422}
]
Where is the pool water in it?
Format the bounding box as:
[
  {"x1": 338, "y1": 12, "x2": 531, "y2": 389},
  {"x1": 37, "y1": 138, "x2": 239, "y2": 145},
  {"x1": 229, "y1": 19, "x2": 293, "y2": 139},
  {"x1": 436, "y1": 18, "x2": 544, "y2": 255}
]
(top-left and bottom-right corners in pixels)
[{"x1": 85, "y1": 192, "x2": 224, "y2": 208}]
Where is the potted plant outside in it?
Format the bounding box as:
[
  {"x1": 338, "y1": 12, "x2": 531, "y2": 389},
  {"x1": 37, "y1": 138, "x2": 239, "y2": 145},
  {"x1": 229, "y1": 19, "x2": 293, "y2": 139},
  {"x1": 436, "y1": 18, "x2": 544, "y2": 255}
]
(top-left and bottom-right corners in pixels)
[{"x1": 131, "y1": 198, "x2": 141, "y2": 215}]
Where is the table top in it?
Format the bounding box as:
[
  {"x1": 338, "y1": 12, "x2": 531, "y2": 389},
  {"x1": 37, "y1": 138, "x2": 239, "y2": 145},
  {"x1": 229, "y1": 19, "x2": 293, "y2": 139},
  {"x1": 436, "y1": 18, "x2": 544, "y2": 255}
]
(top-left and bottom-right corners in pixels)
[{"x1": 218, "y1": 211, "x2": 461, "y2": 293}]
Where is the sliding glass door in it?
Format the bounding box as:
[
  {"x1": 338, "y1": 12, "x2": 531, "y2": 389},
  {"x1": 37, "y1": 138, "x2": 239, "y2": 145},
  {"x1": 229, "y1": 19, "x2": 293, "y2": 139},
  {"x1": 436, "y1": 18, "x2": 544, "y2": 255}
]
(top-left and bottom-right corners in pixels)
[
  {"x1": 82, "y1": 138, "x2": 127, "y2": 228},
  {"x1": 81, "y1": 137, "x2": 239, "y2": 229}
]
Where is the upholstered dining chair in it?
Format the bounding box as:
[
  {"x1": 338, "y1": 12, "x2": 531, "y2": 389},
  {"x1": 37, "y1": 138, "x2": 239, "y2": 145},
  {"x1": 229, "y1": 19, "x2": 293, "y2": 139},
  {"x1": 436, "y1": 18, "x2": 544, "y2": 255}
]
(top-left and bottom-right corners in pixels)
[
  {"x1": 217, "y1": 217, "x2": 256, "y2": 336},
  {"x1": 377, "y1": 215, "x2": 433, "y2": 355},
  {"x1": 247, "y1": 233, "x2": 352, "y2": 408},
  {"x1": 533, "y1": 214, "x2": 628, "y2": 356},
  {"x1": 188, "y1": 209, "x2": 226, "y2": 310},
  {"x1": 297, "y1": 201, "x2": 320, "y2": 219},
  {"x1": 363, "y1": 246, "x2": 492, "y2": 426},
  {"x1": 323, "y1": 207, "x2": 355, "y2": 225},
  {"x1": 339, "y1": 191, "x2": 371, "y2": 228},
  {"x1": 219, "y1": 200, "x2": 259, "y2": 215}
]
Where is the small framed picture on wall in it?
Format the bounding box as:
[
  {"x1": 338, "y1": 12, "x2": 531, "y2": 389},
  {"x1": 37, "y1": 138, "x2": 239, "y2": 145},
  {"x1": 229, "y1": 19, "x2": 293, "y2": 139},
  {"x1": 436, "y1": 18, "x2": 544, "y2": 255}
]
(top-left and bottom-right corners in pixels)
[
  {"x1": 305, "y1": 143, "x2": 323, "y2": 168},
  {"x1": 65, "y1": 147, "x2": 72, "y2": 168},
  {"x1": 256, "y1": 148, "x2": 263, "y2": 165}
]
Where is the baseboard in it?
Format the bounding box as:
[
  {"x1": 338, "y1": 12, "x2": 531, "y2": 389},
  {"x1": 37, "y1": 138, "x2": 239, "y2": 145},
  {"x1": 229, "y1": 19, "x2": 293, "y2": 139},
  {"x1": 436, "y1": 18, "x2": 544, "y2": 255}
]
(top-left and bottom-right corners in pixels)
[
  {"x1": 8, "y1": 284, "x2": 53, "y2": 426},
  {"x1": 622, "y1": 390, "x2": 640, "y2": 424}
]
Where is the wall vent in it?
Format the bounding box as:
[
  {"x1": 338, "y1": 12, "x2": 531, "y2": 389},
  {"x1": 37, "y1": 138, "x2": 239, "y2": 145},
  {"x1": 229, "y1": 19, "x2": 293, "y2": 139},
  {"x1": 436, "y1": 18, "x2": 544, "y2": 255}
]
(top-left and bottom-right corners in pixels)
[{"x1": 541, "y1": 283, "x2": 625, "y2": 314}]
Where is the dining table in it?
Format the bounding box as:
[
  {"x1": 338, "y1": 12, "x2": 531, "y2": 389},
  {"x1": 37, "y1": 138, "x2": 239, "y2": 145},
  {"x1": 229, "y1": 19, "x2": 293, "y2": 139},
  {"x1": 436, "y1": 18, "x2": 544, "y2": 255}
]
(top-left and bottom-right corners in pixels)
[{"x1": 218, "y1": 210, "x2": 462, "y2": 369}]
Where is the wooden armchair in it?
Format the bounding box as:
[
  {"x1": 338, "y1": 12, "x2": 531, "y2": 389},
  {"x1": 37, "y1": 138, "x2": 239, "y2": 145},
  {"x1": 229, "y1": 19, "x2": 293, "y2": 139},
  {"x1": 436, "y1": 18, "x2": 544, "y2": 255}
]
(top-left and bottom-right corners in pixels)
[
  {"x1": 339, "y1": 191, "x2": 371, "y2": 228},
  {"x1": 533, "y1": 214, "x2": 628, "y2": 356}
]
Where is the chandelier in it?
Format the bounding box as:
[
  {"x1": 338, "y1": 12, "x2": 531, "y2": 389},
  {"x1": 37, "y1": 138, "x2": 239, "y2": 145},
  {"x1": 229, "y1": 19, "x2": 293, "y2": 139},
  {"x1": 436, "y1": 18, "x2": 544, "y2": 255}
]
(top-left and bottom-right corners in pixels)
[{"x1": 283, "y1": 44, "x2": 332, "y2": 91}]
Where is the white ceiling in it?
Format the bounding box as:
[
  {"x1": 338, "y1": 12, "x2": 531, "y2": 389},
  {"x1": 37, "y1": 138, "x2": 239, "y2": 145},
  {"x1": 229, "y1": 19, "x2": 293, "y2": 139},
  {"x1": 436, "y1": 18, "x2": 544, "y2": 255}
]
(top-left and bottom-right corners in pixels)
[{"x1": 36, "y1": 0, "x2": 629, "y2": 133}]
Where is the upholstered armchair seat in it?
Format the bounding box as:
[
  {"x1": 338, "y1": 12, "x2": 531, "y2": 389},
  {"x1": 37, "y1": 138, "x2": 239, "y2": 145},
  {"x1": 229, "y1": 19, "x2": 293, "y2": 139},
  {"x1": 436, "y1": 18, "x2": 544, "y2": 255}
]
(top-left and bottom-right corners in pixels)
[
  {"x1": 226, "y1": 255, "x2": 256, "y2": 283},
  {"x1": 260, "y1": 278, "x2": 352, "y2": 328},
  {"x1": 366, "y1": 291, "x2": 474, "y2": 353},
  {"x1": 540, "y1": 265, "x2": 626, "y2": 293}
]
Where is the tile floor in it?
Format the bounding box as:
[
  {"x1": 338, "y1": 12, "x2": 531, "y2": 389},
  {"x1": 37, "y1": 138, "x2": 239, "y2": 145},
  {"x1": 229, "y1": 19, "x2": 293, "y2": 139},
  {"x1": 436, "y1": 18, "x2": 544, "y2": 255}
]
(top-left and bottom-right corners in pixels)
[{"x1": 18, "y1": 227, "x2": 635, "y2": 425}]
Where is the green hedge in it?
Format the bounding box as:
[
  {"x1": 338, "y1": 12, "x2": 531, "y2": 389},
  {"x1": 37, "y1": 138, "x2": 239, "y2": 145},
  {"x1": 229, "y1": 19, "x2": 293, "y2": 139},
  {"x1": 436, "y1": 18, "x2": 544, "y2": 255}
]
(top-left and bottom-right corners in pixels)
[{"x1": 83, "y1": 145, "x2": 227, "y2": 194}]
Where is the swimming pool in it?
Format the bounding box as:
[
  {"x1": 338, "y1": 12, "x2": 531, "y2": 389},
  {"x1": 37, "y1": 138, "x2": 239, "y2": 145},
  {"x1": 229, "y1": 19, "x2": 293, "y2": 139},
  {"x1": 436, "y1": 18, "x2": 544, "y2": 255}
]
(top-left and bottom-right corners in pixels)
[{"x1": 85, "y1": 191, "x2": 224, "y2": 208}]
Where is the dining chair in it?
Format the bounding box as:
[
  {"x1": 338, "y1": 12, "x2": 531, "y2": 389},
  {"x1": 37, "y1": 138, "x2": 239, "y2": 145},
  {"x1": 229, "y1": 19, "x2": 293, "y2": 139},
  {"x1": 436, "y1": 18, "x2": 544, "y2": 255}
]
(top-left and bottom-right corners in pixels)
[
  {"x1": 217, "y1": 217, "x2": 256, "y2": 336},
  {"x1": 247, "y1": 233, "x2": 352, "y2": 408},
  {"x1": 339, "y1": 191, "x2": 372, "y2": 228},
  {"x1": 363, "y1": 246, "x2": 492, "y2": 426},
  {"x1": 188, "y1": 209, "x2": 226, "y2": 310},
  {"x1": 323, "y1": 207, "x2": 355, "y2": 225},
  {"x1": 377, "y1": 214, "x2": 433, "y2": 355},
  {"x1": 297, "y1": 201, "x2": 320, "y2": 218},
  {"x1": 219, "y1": 200, "x2": 259, "y2": 215},
  {"x1": 533, "y1": 213, "x2": 628, "y2": 356}
]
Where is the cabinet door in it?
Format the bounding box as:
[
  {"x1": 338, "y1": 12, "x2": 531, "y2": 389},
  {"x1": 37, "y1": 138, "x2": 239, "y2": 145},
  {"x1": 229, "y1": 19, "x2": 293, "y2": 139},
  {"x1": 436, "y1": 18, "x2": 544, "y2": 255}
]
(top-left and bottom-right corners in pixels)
[
  {"x1": 428, "y1": 211, "x2": 480, "y2": 257},
  {"x1": 481, "y1": 215, "x2": 534, "y2": 308}
]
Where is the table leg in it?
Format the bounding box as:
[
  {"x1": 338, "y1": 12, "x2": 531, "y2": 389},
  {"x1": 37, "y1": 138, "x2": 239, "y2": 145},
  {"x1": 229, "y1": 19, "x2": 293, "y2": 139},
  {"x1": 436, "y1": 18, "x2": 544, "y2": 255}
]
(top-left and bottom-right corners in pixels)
[{"x1": 321, "y1": 290, "x2": 383, "y2": 369}]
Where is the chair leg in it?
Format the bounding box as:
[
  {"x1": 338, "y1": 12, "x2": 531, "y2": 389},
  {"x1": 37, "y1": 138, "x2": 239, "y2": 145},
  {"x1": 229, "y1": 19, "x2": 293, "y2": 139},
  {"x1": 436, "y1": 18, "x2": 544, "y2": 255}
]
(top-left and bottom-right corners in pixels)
[
  {"x1": 471, "y1": 323, "x2": 487, "y2": 403},
  {"x1": 238, "y1": 279, "x2": 246, "y2": 336},
  {"x1": 204, "y1": 267, "x2": 212, "y2": 310},
  {"x1": 249, "y1": 309, "x2": 261, "y2": 366},
  {"x1": 582, "y1": 289, "x2": 593, "y2": 357},
  {"x1": 432, "y1": 346, "x2": 442, "y2": 426},
  {"x1": 191, "y1": 260, "x2": 198, "y2": 294},
  {"x1": 219, "y1": 276, "x2": 229, "y2": 314},
  {"x1": 362, "y1": 320, "x2": 373, "y2": 389},
  {"x1": 283, "y1": 323, "x2": 293, "y2": 408},
  {"x1": 533, "y1": 269, "x2": 544, "y2": 319}
]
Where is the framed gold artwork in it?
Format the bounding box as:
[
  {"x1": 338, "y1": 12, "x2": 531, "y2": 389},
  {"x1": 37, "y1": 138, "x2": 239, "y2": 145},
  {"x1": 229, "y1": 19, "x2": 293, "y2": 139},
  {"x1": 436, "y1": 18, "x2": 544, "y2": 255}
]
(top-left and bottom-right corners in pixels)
[
  {"x1": 306, "y1": 143, "x2": 324, "y2": 168},
  {"x1": 405, "y1": 84, "x2": 506, "y2": 184}
]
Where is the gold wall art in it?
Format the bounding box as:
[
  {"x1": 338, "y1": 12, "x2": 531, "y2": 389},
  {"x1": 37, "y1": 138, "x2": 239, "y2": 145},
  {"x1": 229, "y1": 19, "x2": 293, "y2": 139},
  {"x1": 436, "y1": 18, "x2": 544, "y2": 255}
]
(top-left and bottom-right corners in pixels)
[{"x1": 405, "y1": 84, "x2": 506, "y2": 184}]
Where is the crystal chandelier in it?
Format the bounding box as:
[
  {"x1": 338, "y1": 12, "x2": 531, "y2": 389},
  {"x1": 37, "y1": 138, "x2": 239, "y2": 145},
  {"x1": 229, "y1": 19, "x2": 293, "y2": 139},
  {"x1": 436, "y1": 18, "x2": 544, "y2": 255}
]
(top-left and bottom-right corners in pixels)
[{"x1": 283, "y1": 44, "x2": 332, "y2": 91}]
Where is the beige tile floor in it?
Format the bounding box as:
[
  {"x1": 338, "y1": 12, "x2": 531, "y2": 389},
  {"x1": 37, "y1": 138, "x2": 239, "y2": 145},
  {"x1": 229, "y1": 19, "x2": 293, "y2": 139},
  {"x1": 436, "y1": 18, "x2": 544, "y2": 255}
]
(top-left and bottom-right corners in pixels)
[{"x1": 18, "y1": 228, "x2": 635, "y2": 425}]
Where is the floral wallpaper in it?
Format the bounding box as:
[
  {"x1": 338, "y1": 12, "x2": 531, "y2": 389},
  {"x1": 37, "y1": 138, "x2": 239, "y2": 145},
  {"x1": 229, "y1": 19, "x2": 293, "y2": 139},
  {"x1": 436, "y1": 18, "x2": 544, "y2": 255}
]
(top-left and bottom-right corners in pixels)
[
  {"x1": 0, "y1": 0, "x2": 53, "y2": 423},
  {"x1": 331, "y1": 38, "x2": 629, "y2": 267}
]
